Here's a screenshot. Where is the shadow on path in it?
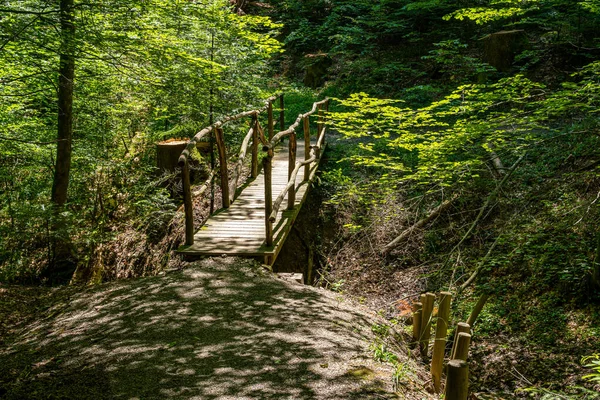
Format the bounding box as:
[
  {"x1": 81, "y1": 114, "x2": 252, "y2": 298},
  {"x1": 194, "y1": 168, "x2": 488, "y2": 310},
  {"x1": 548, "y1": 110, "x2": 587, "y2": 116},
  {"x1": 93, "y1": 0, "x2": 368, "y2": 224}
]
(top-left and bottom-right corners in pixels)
[{"x1": 1, "y1": 258, "x2": 397, "y2": 399}]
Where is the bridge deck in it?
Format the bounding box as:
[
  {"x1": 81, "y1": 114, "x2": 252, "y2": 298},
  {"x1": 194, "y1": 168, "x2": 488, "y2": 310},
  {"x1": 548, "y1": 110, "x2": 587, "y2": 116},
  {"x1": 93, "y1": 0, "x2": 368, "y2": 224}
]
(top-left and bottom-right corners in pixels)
[{"x1": 179, "y1": 139, "x2": 321, "y2": 264}]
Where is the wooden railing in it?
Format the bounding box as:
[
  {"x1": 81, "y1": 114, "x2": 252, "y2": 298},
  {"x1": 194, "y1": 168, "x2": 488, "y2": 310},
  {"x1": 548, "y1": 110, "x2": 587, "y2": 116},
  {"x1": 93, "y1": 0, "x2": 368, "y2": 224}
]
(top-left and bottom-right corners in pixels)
[
  {"x1": 262, "y1": 98, "x2": 330, "y2": 246},
  {"x1": 178, "y1": 94, "x2": 285, "y2": 246},
  {"x1": 178, "y1": 94, "x2": 329, "y2": 248}
]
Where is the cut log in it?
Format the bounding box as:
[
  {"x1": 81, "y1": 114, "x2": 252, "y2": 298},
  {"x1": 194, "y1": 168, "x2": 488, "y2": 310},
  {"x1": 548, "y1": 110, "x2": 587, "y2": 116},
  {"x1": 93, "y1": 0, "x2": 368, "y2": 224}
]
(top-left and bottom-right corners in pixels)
[{"x1": 157, "y1": 139, "x2": 188, "y2": 172}]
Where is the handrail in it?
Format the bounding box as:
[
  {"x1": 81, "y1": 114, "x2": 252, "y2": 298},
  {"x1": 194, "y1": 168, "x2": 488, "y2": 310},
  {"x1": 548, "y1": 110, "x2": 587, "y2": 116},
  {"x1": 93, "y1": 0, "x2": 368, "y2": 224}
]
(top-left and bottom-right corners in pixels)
[
  {"x1": 180, "y1": 93, "x2": 283, "y2": 246},
  {"x1": 264, "y1": 98, "x2": 329, "y2": 151},
  {"x1": 269, "y1": 125, "x2": 326, "y2": 223},
  {"x1": 178, "y1": 95, "x2": 279, "y2": 168},
  {"x1": 229, "y1": 121, "x2": 256, "y2": 202},
  {"x1": 262, "y1": 98, "x2": 330, "y2": 247}
]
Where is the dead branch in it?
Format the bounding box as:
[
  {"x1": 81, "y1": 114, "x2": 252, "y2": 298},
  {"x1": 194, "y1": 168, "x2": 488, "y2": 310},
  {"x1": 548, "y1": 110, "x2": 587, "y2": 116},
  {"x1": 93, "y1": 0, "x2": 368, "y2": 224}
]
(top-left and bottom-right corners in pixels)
[
  {"x1": 451, "y1": 154, "x2": 525, "y2": 254},
  {"x1": 382, "y1": 195, "x2": 458, "y2": 256},
  {"x1": 458, "y1": 236, "x2": 500, "y2": 293},
  {"x1": 466, "y1": 293, "x2": 490, "y2": 327}
]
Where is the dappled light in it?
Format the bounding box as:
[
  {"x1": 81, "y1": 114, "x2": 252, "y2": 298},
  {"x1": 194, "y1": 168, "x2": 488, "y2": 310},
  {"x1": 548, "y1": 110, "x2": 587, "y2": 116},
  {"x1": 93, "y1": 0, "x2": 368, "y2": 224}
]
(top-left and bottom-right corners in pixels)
[{"x1": 1, "y1": 259, "x2": 400, "y2": 399}]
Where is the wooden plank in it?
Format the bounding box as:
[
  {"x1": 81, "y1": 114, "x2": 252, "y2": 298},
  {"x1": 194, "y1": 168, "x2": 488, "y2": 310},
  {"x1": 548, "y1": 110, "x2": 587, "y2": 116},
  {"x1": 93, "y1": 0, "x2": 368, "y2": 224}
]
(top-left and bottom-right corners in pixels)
[{"x1": 179, "y1": 138, "x2": 325, "y2": 262}]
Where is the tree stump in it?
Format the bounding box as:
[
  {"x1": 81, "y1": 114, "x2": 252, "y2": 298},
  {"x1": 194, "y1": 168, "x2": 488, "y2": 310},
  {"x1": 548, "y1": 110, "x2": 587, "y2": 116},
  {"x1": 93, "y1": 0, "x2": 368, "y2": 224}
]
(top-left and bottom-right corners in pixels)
[
  {"x1": 303, "y1": 53, "x2": 331, "y2": 88},
  {"x1": 481, "y1": 30, "x2": 527, "y2": 72},
  {"x1": 156, "y1": 139, "x2": 188, "y2": 173}
]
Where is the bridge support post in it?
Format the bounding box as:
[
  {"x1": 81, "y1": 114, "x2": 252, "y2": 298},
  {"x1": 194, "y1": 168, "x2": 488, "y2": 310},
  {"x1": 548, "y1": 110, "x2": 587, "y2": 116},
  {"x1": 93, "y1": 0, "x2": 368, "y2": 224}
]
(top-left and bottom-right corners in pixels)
[
  {"x1": 263, "y1": 155, "x2": 273, "y2": 246},
  {"x1": 279, "y1": 94, "x2": 285, "y2": 132},
  {"x1": 182, "y1": 161, "x2": 194, "y2": 246},
  {"x1": 317, "y1": 104, "x2": 323, "y2": 138},
  {"x1": 268, "y1": 101, "x2": 274, "y2": 141},
  {"x1": 251, "y1": 114, "x2": 259, "y2": 178},
  {"x1": 288, "y1": 131, "x2": 296, "y2": 210},
  {"x1": 303, "y1": 116, "x2": 310, "y2": 181},
  {"x1": 215, "y1": 126, "x2": 230, "y2": 208},
  {"x1": 325, "y1": 99, "x2": 330, "y2": 144}
]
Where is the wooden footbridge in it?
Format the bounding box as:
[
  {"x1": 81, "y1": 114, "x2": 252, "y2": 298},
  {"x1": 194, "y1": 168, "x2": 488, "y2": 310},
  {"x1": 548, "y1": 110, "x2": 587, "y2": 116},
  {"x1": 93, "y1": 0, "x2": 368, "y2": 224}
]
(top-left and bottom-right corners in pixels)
[{"x1": 177, "y1": 95, "x2": 330, "y2": 266}]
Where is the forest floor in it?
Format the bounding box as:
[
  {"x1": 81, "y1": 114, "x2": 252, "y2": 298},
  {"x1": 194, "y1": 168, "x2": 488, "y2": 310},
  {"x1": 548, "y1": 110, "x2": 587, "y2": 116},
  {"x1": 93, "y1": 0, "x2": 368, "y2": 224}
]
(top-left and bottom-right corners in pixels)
[{"x1": 0, "y1": 257, "x2": 434, "y2": 400}]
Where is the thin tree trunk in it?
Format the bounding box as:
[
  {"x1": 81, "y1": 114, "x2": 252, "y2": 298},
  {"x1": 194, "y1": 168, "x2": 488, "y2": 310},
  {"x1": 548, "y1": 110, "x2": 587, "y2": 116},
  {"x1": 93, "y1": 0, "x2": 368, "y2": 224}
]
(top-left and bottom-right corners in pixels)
[
  {"x1": 52, "y1": 0, "x2": 75, "y2": 207},
  {"x1": 47, "y1": 0, "x2": 76, "y2": 282}
]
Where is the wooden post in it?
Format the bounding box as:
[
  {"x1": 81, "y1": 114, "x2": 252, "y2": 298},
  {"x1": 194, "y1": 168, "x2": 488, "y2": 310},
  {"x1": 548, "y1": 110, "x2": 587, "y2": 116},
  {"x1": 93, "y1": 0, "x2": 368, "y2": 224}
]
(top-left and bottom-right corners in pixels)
[
  {"x1": 317, "y1": 104, "x2": 323, "y2": 136},
  {"x1": 279, "y1": 94, "x2": 285, "y2": 132},
  {"x1": 467, "y1": 294, "x2": 490, "y2": 327},
  {"x1": 431, "y1": 292, "x2": 452, "y2": 393},
  {"x1": 263, "y1": 155, "x2": 273, "y2": 246},
  {"x1": 412, "y1": 302, "x2": 423, "y2": 343},
  {"x1": 303, "y1": 116, "x2": 310, "y2": 181},
  {"x1": 453, "y1": 332, "x2": 472, "y2": 362},
  {"x1": 420, "y1": 292, "x2": 436, "y2": 355},
  {"x1": 445, "y1": 360, "x2": 469, "y2": 400},
  {"x1": 182, "y1": 162, "x2": 194, "y2": 246},
  {"x1": 287, "y1": 131, "x2": 297, "y2": 210},
  {"x1": 451, "y1": 322, "x2": 471, "y2": 359},
  {"x1": 268, "y1": 101, "x2": 274, "y2": 141},
  {"x1": 324, "y1": 99, "x2": 329, "y2": 144},
  {"x1": 251, "y1": 114, "x2": 259, "y2": 178},
  {"x1": 304, "y1": 246, "x2": 314, "y2": 285},
  {"x1": 215, "y1": 126, "x2": 230, "y2": 208}
]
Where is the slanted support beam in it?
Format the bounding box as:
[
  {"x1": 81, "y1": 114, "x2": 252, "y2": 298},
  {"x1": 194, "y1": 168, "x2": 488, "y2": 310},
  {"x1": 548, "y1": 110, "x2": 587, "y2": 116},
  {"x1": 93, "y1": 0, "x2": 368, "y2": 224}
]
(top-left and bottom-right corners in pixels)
[
  {"x1": 182, "y1": 161, "x2": 194, "y2": 245},
  {"x1": 268, "y1": 101, "x2": 274, "y2": 141},
  {"x1": 215, "y1": 125, "x2": 230, "y2": 208},
  {"x1": 279, "y1": 94, "x2": 285, "y2": 132},
  {"x1": 251, "y1": 113, "x2": 259, "y2": 178},
  {"x1": 263, "y1": 155, "x2": 273, "y2": 246},
  {"x1": 303, "y1": 116, "x2": 310, "y2": 181},
  {"x1": 288, "y1": 131, "x2": 297, "y2": 210}
]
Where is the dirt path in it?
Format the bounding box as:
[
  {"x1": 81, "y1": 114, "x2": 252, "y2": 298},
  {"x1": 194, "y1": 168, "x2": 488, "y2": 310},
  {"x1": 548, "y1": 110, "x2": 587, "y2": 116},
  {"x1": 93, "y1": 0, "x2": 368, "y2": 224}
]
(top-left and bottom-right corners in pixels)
[{"x1": 0, "y1": 258, "x2": 430, "y2": 399}]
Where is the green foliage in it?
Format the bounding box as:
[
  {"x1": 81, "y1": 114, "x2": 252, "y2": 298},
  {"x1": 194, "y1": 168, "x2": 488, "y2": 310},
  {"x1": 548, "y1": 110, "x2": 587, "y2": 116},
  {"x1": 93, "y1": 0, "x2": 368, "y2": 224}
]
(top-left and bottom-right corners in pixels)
[
  {"x1": 444, "y1": 6, "x2": 530, "y2": 25},
  {"x1": 0, "y1": 0, "x2": 282, "y2": 281},
  {"x1": 583, "y1": 354, "x2": 600, "y2": 382},
  {"x1": 422, "y1": 40, "x2": 496, "y2": 81}
]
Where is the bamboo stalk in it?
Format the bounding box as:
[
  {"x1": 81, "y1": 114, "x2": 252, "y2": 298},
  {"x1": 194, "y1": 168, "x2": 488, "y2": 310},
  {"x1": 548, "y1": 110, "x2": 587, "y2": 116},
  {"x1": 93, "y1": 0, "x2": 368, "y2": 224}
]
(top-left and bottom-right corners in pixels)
[{"x1": 431, "y1": 292, "x2": 452, "y2": 393}]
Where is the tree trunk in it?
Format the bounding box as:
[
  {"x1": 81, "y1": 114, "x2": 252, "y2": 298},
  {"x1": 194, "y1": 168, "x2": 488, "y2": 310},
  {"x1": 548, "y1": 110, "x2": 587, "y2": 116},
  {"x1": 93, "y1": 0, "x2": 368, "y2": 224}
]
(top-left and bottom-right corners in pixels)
[
  {"x1": 47, "y1": 0, "x2": 76, "y2": 282},
  {"x1": 52, "y1": 0, "x2": 75, "y2": 208}
]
